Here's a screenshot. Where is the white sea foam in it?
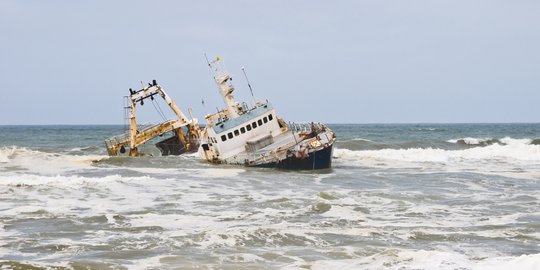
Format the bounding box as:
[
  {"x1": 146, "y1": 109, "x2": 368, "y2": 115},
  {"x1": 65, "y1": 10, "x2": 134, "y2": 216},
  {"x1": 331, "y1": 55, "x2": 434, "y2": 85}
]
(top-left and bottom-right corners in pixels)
[
  {"x1": 299, "y1": 249, "x2": 540, "y2": 270},
  {"x1": 320, "y1": 205, "x2": 365, "y2": 221},
  {"x1": 351, "y1": 138, "x2": 373, "y2": 142},
  {"x1": 188, "y1": 168, "x2": 246, "y2": 178},
  {"x1": 414, "y1": 127, "x2": 440, "y2": 131},
  {"x1": 0, "y1": 173, "x2": 126, "y2": 188},
  {"x1": 475, "y1": 253, "x2": 540, "y2": 270},
  {"x1": 0, "y1": 146, "x2": 106, "y2": 174},
  {"x1": 500, "y1": 136, "x2": 532, "y2": 145},
  {"x1": 446, "y1": 137, "x2": 493, "y2": 145},
  {"x1": 1, "y1": 137, "x2": 538, "y2": 269},
  {"x1": 0, "y1": 146, "x2": 16, "y2": 163},
  {"x1": 447, "y1": 136, "x2": 533, "y2": 145},
  {"x1": 333, "y1": 140, "x2": 540, "y2": 176},
  {"x1": 219, "y1": 253, "x2": 266, "y2": 263},
  {"x1": 0, "y1": 260, "x2": 74, "y2": 270},
  {"x1": 0, "y1": 174, "x2": 172, "y2": 219},
  {"x1": 129, "y1": 167, "x2": 181, "y2": 174},
  {"x1": 129, "y1": 255, "x2": 166, "y2": 270}
]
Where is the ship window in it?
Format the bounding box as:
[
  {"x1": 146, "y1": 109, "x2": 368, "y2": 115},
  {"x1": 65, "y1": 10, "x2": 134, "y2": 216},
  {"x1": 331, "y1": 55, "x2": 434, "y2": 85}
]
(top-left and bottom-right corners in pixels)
[
  {"x1": 263, "y1": 117, "x2": 268, "y2": 123},
  {"x1": 228, "y1": 132, "x2": 233, "y2": 139},
  {"x1": 252, "y1": 122, "x2": 257, "y2": 129},
  {"x1": 246, "y1": 124, "x2": 252, "y2": 131},
  {"x1": 234, "y1": 130, "x2": 240, "y2": 136},
  {"x1": 269, "y1": 114, "x2": 273, "y2": 121},
  {"x1": 258, "y1": 119, "x2": 263, "y2": 126},
  {"x1": 240, "y1": 127, "x2": 246, "y2": 134},
  {"x1": 221, "y1": 135, "x2": 227, "y2": 142}
]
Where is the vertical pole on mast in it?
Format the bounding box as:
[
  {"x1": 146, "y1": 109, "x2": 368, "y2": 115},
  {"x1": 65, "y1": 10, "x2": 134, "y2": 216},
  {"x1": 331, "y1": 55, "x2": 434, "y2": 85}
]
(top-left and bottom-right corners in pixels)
[{"x1": 241, "y1": 67, "x2": 256, "y2": 107}]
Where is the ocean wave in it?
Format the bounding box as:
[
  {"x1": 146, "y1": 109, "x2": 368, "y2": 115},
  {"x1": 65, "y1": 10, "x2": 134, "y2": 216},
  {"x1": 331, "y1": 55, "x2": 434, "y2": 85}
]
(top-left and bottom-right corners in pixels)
[
  {"x1": 412, "y1": 127, "x2": 443, "y2": 132},
  {"x1": 333, "y1": 140, "x2": 540, "y2": 174},
  {"x1": 300, "y1": 250, "x2": 540, "y2": 270},
  {"x1": 0, "y1": 146, "x2": 16, "y2": 163},
  {"x1": 351, "y1": 138, "x2": 373, "y2": 142},
  {"x1": 446, "y1": 137, "x2": 534, "y2": 146},
  {"x1": 446, "y1": 137, "x2": 499, "y2": 146},
  {"x1": 334, "y1": 143, "x2": 540, "y2": 162},
  {"x1": 0, "y1": 173, "x2": 140, "y2": 188},
  {"x1": 66, "y1": 145, "x2": 101, "y2": 153},
  {"x1": 0, "y1": 146, "x2": 107, "y2": 174}
]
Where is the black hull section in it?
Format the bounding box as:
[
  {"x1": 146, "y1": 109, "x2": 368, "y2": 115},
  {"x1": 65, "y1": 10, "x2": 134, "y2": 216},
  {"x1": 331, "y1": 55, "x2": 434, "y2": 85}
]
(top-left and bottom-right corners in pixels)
[
  {"x1": 252, "y1": 144, "x2": 334, "y2": 170},
  {"x1": 156, "y1": 135, "x2": 198, "y2": 156}
]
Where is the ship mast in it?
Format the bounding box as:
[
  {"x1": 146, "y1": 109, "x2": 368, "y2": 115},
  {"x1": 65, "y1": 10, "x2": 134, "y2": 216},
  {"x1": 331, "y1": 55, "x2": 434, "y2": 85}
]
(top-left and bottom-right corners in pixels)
[{"x1": 209, "y1": 56, "x2": 239, "y2": 119}]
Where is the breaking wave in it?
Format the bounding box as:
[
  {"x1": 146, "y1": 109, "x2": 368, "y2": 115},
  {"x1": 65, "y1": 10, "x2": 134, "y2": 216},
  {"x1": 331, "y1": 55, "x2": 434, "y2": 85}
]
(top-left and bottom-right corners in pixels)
[
  {"x1": 412, "y1": 127, "x2": 444, "y2": 132},
  {"x1": 0, "y1": 146, "x2": 16, "y2": 163},
  {"x1": 0, "y1": 146, "x2": 107, "y2": 174},
  {"x1": 446, "y1": 137, "x2": 500, "y2": 146},
  {"x1": 338, "y1": 137, "x2": 540, "y2": 152},
  {"x1": 301, "y1": 250, "x2": 540, "y2": 270},
  {"x1": 351, "y1": 138, "x2": 373, "y2": 142},
  {"x1": 334, "y1": 138, "x2": 540, "y2": 176},
  {"x1": 446, "y1": 137, "x2": 535, "y2": 147}
]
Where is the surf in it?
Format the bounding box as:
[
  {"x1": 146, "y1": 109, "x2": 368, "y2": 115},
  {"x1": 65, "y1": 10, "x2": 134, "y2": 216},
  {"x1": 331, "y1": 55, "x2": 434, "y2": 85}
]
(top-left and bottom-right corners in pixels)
[{"x1": 333, "y1": 138, "x2": 540, "y2": 178}]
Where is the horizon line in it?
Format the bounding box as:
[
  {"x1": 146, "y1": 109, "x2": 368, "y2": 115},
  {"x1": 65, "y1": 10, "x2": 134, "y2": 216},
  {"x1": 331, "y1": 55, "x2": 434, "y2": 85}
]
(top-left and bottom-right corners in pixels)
[{"x1": 1, "y1": 122, "x2": 539, "y2": 126}]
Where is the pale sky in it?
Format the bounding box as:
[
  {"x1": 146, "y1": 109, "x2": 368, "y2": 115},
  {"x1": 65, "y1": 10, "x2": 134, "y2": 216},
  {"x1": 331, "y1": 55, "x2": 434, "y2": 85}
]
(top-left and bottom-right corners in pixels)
[{"x1": 1, "y1": 0, "x2": 539, "y2": 124}]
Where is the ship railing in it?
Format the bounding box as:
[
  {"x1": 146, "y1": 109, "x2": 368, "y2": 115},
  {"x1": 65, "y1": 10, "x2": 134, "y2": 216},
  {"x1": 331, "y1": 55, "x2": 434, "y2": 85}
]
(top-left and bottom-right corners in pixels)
[
  {"x1": 245, "y1": 123, "x2": 330, "y2": 166},
  {"x1": 104, "y1": 132, "x2": 130, "y2": 155},
  {"x1": 105, "y1": 132, "x2": 129, "y2": 148},
  {"x1": 246, "y1": 147, "x2": 287, "y2": 165},
  {"x1": 287, "y1": 122, "x2": 326, "y2": 133},
  {"x1": 104, "y1": 122, "x2": 171, "y2": 149}
]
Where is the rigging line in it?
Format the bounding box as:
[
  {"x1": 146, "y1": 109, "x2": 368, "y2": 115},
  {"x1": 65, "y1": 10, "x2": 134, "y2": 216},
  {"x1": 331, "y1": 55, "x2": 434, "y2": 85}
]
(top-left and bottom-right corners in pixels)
[
  {"x1": 155, "y1": 98, "x2": 169, "y2": 120},
  {"x1": 155, "y1": 100, "x2": 168, "y2": 121},
  {"x1": 151, "y1": 98, "x2": 167, "y2": 121}
]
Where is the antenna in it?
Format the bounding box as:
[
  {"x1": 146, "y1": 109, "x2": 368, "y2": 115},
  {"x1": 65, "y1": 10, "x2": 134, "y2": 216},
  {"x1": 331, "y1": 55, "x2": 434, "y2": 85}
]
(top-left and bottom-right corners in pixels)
[
  {"x1": 204, "y1": 53, "x2": 211, "y2": 68},
  {"x1": 201, "y1": 98, "x2": 208, "y2": 117},
  {"x1": 241, "y1": 67, "x2": 256, "y2": 107}
]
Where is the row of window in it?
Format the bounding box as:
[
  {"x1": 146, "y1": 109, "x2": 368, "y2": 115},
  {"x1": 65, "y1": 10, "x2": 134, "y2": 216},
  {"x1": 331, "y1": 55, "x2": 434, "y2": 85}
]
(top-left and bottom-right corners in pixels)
[{"x1": 220, "y1": 114, "x2": 274, "y2": 142}]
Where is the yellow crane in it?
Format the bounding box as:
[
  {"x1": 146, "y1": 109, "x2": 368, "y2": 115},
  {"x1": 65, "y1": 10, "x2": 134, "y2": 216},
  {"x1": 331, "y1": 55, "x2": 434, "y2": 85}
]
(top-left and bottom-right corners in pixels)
[{"x1": 105, "y1": 80, "x2": 200, "y2": 157}]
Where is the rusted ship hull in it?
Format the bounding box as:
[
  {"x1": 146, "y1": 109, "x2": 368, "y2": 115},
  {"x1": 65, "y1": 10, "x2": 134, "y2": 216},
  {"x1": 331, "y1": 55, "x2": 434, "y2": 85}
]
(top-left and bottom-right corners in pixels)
[{"x1": 156, "y1": 135, "x2": 199, "y2": 156}]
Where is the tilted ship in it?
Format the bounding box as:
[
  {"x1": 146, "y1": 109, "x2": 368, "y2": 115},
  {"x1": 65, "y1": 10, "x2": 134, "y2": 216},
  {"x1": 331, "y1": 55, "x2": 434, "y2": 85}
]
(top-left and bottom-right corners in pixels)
[
  {"x1": 104, "y1": 80, "x2": 201, "y2": 157},
  {"x1": 105, "y1": 58, "x2": 336, "y2": 170},
  {"x1": 198, "y1": 58, "x2": 335, "y2": 169}
]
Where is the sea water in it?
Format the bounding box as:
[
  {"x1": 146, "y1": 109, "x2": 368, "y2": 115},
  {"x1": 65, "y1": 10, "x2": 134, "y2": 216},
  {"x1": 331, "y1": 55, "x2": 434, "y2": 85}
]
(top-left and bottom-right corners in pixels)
[{"x1": 0, "y1": 124, "x2": 539, "y2": 269}]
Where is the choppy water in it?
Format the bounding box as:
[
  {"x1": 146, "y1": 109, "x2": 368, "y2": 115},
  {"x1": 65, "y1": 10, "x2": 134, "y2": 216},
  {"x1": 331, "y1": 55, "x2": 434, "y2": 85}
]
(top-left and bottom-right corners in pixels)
[{"x1": 1, "y1": 124, "x2": 539, "y2": 269}]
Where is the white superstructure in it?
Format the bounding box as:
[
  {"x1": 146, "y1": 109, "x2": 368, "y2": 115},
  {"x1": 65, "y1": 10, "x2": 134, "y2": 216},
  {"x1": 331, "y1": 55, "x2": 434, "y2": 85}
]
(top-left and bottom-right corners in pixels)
[{"x1": 198, "y1": 57, "x2": 335, "y2": 169}]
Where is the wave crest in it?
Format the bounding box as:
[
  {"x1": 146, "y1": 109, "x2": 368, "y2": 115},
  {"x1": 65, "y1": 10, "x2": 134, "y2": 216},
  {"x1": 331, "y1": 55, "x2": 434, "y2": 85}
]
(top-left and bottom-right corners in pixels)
[
  {"x1": 0, "y1": 146, "x2": 107, "y2": 174},
  {"x1": 446, "y1": 137, "x2": 535, "y2": 146},
  {"x1": 333, "y1": 139, "x2": 540, "y2": 175},
  {"x1": 446, "y1": 137, "x2": 499, "y2": 146}
]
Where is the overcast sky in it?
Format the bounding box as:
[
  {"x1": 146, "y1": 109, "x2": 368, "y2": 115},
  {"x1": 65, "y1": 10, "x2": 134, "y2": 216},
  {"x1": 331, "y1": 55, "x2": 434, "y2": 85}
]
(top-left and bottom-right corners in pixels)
[{"x1": 0, "y1": 0, "x2": 539, "y2": 124}]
